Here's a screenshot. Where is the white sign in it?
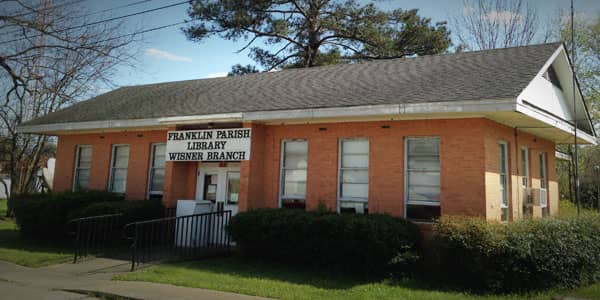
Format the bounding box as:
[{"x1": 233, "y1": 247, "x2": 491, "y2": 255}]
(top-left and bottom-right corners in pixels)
[{"x1": 166, "y1": 128, "x2": 251, "y2": 161}]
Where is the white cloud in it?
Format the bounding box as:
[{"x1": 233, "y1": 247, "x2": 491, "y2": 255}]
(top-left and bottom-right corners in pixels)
[
  {"x1": 204, "y1": 72, "x2": 228, "y2": 78},
  {"x1": 484, "y1": 10, "x2": 521, "y2": 23},
  {"x1": 144, "y1": 48, "x2": 192, "y2": 62}
]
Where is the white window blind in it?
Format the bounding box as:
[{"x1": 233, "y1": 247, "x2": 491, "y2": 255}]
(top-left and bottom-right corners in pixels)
[
  {"x1": 148, "y1": 144, "x2": 166, "y2": 197},
  {"x1": 405, "y1": 137, "x2": 441, "y2": 221},
  {"x1": 73, "y1": 145, "x2": 92, "y2": 191},
  {"x1": 280, "y1": 140, "x2": 308, "y2": 205},
  {"x1": 109, "y1": 145, "x2": 129, "y2": 193},
  {"x1": 339, "y1": 139, "x2": 369, "y2": 213}
]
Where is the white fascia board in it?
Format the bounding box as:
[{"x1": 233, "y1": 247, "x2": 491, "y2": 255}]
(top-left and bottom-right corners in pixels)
[
  {"x1": 401, "y1": 98, "x2": 516, "y2": 114},
  {"x1": 158, "y1": 113, "x2": 243, "y2": 125},
  {"x1": 17, "y1": 118, "x2": 162, "y2": 134},
  {"x1": 516, "y1": 102, "x2": 597, "y2": 145},
  {"x1": 242, "y1": 104, "x2": 401, "y2": 121},
  {"x1": 555, "y1": 151, "x2": 571, "y2": 161},
  {"x1": 244, "y1": 99, "x2": 516, "y2": 121},
  {"x1": 18, "y1": 99, "x2": 519, "y2": 134}
]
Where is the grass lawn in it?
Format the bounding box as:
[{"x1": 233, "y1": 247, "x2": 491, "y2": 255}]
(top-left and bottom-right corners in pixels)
[
  {"x1": 0, "y1": 199, "x2": 72, "y2": 267},
  {"x1": 558, "y1": 199, "x2": 599, "y2": 218},
  {"x1": 115, "y1": 257, "x2": 600, "y2": 300}
]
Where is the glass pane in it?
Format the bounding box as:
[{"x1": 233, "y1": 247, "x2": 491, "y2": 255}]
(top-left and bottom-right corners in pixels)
[
  {"x1": 78, "y1": 147, "x2": 92, "y2": 167},
  {"x1": 150, "y1": 168, "x2": 164, "y2": 192},
  {"x1": 340, "y1": 201, "x2": 368, "y2": 214},
  {"x1": 285, "y1": 141, "x2": 307, "y2": 154},
  {"x1": 408, "y1": 171, "x2": 439, "y2": 187},
  {"x1": 521, "y1": 149, "x2": 528, "y2": 177},
  {"x1": 341, "y1": 183, "x2": 368, "y2": 199},
  {"x1": 227, "y1": 172, "x2": 240, "y2": 204},
  {"x1": 111, "y1": 168, "x2": 127, "y2": 193},
  {"x1": 406, "y1": 204, "x2": 440, "y2": 221},
  {"x1": 499, "y1": 144, "x2": 507, "y2": 173},
  {"x1": 342, "y1": 154, "x2": 369, "y2": 168},
  {"x1": 203, "y1": 174, "x2": 217, "y2": 202},
  {"x1": 407, "y1": 138, "x2": 439, "y2": 156},
  {"x1": 283, "y1": 181, "x2": 306, "y2": 197},
  {"x1": 407, "y1": 186, "x2": 440, "y2": 203},
  {"x1": 75, "y1": 169, "x2": 90, "y2": 190},
  {"x1": 284, "y1": 169, "x2": 306, "y2": 182},
  {"x1": 153, "y1": 144, "x2": 166, "y2": 168},
  {"x1": 343, "y1": 140, "x2": 369, "y2": 154},
  {"x1": 407, "y1": 155, "x2": 439, "y2": 170},
  {"x1": 285, "y1": 154, "x2": 307, "y2": 169},
  {"x1": 342, "y1": 169, "x2": 368, "y2": 184},
  {"x1": 113, "y1": 146, "x2": 130, "y2": 168}
]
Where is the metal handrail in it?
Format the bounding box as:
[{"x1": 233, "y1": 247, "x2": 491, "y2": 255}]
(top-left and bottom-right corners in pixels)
[
  {"x1": 124, "y1": 210, "x2": 232, "y2": 271},
  {"x1": 66, "y1": 213, "x2": 124, "y2": 263}
]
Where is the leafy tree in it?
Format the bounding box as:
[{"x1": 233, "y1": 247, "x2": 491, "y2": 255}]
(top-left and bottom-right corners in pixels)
[
  {"x1": 556, "y1": 14, "x2": 600, "y2": 210},
  {"x1": 228, "y1": 64, "x2": 260, "y2": 76},
  {"x1": 185, "y1": 0, "x2": 451, "y2": 71}
]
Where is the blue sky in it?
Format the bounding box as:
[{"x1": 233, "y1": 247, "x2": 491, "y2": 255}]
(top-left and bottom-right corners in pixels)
[{"x1": 84, "y1": 0, "x2": 600, "y2": 87}]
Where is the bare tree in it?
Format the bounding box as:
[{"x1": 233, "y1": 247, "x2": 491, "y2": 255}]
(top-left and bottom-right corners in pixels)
[
  {"x1": 0, "y1": 0, "x2": 138, "y2": 215},
  {"x1": 452, "y1": 0, "x2": 543, "y2": 50}
]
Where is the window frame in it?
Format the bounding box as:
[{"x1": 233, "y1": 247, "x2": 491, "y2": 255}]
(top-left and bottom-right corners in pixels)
[
  {"x1": 337, "y1": 138, "x2": 370, "y2": 213},
  {"x1": 278, "y1": 139, "x2": 308, "y2": 207},
  {"x1": 226, "y1": 171, "x2": 241, "y2": 205},
  {"x1": 499, "y1": 141, "x2": 510, "y2": 222},
  {"x1": 108, "y1": 144, "x2": 130, "y2": 194},
  {"x1": 403, "y1": 136, "x2": 441, "y2": 221},
  {"x1": 147, "y1": 143, "x2": 166, "y2": 199},
  {"x1": 72, "y1": 145, "x2": 92, "y2": 191}
]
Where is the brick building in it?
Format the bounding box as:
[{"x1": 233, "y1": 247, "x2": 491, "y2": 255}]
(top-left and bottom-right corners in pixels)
[{"x1": 19, "y1": 43, "x2": 596, "y2": 222}]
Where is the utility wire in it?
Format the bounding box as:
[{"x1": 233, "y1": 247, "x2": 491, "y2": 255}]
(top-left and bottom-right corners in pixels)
[
  {"x1": 1, "y1": 0, "x2": 155, "y2": 37},
  {"x1": 1, "y1": 0, "x2": 188, "y2": 45},
  {"x1": 5, "y1": 0, "x2": 87, "y2": 18},
  {"x1": 87, "y1": 20, "x2": 189, "y2": 45}
]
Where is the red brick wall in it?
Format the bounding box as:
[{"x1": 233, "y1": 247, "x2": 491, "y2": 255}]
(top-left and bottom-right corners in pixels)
[
  {"x1": 54, "y1": 130, "x2": 168, "y2": 201},
  {"x1": 252, "y1": 118, "x2": 488, "y2": 217},
  {"x1": 53, "y1": 118, "x2": 558, "y2": 218},
  {"x1": 483, "y1": 121, "x2": 557, "y2": 221}
]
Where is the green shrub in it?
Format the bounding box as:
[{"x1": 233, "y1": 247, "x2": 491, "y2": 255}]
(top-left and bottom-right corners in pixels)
[
  {"x1": 70, "y1": 199, "x2": 164, "y2": 225},
  {"x1": 431, "y1": 215, "x2": 600, "y2": 292},
  {"x1": 12, "y1": 190, "x2": 123, "y2": 239},
  {"x1": 227, "y1": 208, "x2": 422, "y2": 275}
]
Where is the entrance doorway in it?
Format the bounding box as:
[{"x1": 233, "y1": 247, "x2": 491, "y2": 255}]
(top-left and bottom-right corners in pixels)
[{"x1": 196, "y1": 163, "x2": 240, "y2": 216}]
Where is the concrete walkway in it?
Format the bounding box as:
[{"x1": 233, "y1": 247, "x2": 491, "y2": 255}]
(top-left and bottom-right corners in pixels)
[{"x1": 0, "y1": 259, "x2": 270, "y2": 300}]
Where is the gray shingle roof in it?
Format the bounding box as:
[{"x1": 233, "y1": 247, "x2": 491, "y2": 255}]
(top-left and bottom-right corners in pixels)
[{"x1": 24, "y1": 42, "x2": 562, "y2": 126}]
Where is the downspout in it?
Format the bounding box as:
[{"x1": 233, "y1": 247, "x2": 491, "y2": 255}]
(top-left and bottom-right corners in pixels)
[{"x1": 514, "y1": 127, "x2": 521, "y2": 220}]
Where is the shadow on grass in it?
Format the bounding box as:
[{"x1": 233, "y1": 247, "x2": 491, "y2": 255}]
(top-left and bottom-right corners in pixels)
[{"x1": 168, "y1": 256, "x2": 444, "y2": 293}]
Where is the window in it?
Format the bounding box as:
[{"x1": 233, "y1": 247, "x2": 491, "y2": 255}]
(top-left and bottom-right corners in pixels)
[
  {"x1": 499, "y1": 142, "x2": 509, "y2": 222},
  {"x1": 338, "y1": 139, "x2": 369, "y2": 214},
  {"x1": 521, "y1": 147, "x2": 529, "y2": 187},
  {"x1": 109, "y1": 145, "x2": 130, "y2": 193},
  {"x1": 405, "y1": 137, "x2": 440, "y2": 221},
  {"x1": 148, "y1": 143, "x2": 166, "y2": 199},
  {"x1": 539, "y1": 152, "x2": 548, "y2": 217},
  {"x1": 227, "y1": 172, "x2": 240, "y2": 204},
  {"x1": 280, "y1": 140, "x2": 307, "y2": 209},
  {"x1": 73, "y1": 145, "x2": 92, "y2": 191}
]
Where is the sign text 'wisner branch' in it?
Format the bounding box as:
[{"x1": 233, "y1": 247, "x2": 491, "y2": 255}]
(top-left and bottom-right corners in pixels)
[{"x1": 166, "y1": 128, "x2": 251, "y2": 161}]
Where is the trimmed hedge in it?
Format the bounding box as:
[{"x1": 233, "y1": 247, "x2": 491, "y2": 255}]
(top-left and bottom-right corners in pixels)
[
  {"x1": 69, "y1": 199, "x2": 164, "y2": 225},
  {"x1": 12, "y1": 190, "x2": 123, "y2": 239},
  {"x1": 431, "y1": 215, "x2": 600, "y2": 292},
  {"x1": 227, "y1": 208, "x2": 422, "y2": 275}
]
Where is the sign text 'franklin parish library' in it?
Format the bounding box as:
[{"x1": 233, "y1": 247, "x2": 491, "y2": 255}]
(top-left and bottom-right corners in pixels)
[{"x1": 166, "y1": 128, "x2": 252, "y2": 162}]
